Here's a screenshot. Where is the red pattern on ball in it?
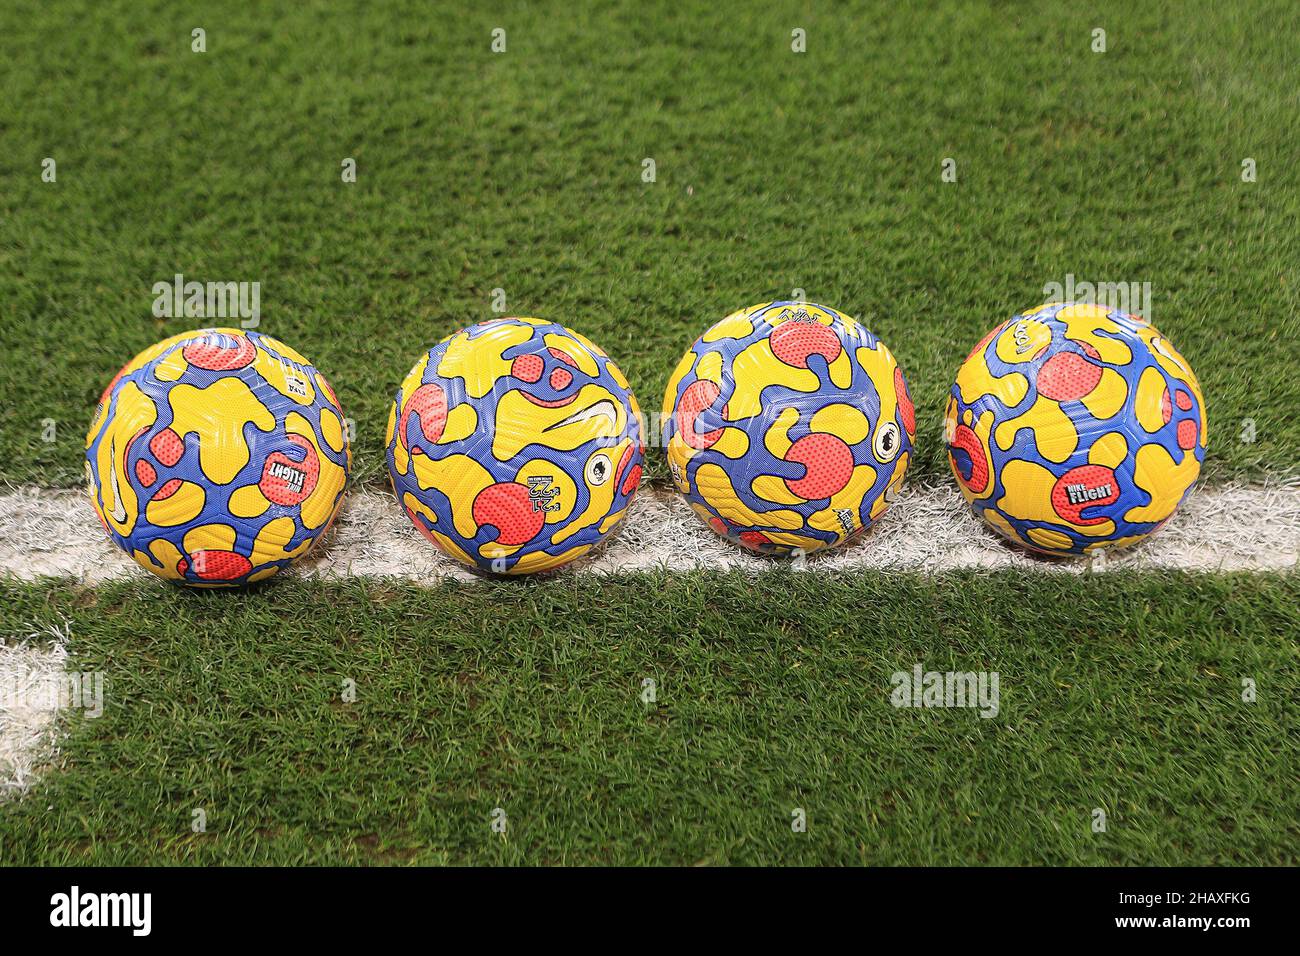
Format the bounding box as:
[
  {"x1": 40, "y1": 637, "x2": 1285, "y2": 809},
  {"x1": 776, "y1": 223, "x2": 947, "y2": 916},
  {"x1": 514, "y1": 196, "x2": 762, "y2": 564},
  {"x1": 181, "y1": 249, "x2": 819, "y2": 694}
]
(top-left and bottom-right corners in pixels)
[
  {"x1": 150, "y1": 428, "x2": 184, "y2": 467},
  {"x1": 549, "y1": 367, "x2": 573, "y2": 391},
  {"x1": 182, "y1": 335, "x2": 256, "y2": 371},
  {"x1": 950, "y1": 423, "x2": 988, "y2": 494},
  {"x1": 259, "y1": 434, "x2": 320, "y2": 506},
  {"x1": 472, "y1": 482, "x2": 545, "y2": 546},
  {"x1": 620, "y1": 463, "x2": 643, "y2": 496},
  {"x1": 895, "y1": 366, "x2": 915, "y2": 437},
  {"x1": 1050, "y1": 465, "x2": 1119, "y2": 526},
  {"x1": 548, "y1": 348, "x2": 579, "y2": 369},
  {"x1": 615, "y1": 444, "x2": 642, "y2": 497},
  {"x1": 1177, "y1": 419, "x2": 1198, "y2": 450},
  {"x1": 511, "y1": 354, "x2": 544, "y2": 383},
  {"x1": 676, "y1": 380, "x2": 725, "y2": 449},
  {"x1": 783, "y1": 433, "x2": 854, "y2": 500},
  {"x1": 152, "y1": 478, "x2": 183, "y2": 501},
  {"x1": 1037, "y1": 352, "x2": 1103, "y2": 402},
  {"x1": 185, "y1": 550, "x2": 253, "y2": 581},
  {"x1": 769, "y1": 322, "x2": 842, "y2": 369},
  {"x1": 398, "y1": 383, "x2": 448, "y2": 451},
  {"x1": 135, "y1": 460, "x2": 157, "y2": 486}
]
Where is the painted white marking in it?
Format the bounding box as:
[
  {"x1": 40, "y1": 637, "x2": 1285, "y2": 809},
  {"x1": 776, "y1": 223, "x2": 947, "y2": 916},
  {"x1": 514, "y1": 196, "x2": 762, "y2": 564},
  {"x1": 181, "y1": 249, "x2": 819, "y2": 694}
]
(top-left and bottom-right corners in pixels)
[
  {"x1": 0, "y1": 481, "x2": 1295, "y2": 583},
  {"x1": 0, "y1": 626, "x2": 68, "y2": 797},
  {"x1": 0, "y1": 480, "x2": 1294, "y2": 797}
]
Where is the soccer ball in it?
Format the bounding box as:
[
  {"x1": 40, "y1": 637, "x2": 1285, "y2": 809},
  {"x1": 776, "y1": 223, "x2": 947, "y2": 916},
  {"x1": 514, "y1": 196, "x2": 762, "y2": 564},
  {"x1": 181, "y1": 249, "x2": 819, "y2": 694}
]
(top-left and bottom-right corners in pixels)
[
  {"x1": 663, "y1": 301, "x2": 915, "y2": 555},
  {"x1": 86, "y1": 328, "x2": 351, "y2": 585},
  {"x1": 386, "y1": 317, "x2": 644, "y2": 574},
  {"x1": 945, "y1": 302, "x2": 1206, "y2": 556}
]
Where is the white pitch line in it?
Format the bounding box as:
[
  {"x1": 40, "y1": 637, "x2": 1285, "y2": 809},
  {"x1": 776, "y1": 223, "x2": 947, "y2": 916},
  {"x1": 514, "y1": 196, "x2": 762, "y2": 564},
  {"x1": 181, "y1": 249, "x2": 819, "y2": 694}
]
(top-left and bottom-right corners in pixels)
[
  {"x1": 0, "y1": 482, "x2": 1295, "y2": 798},
  {"x1": 0, "y1": 625, "x2": 69, "y2": 798},
  {"x1": 0, "y1": 481, "x2": 1296, "y2": 583}
]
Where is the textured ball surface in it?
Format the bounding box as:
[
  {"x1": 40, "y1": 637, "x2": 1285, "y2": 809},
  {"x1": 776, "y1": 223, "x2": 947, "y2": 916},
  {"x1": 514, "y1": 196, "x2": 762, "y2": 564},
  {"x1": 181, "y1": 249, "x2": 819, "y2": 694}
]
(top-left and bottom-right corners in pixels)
[
  {"x1": 86, "y1": 328, "x2": 350, "y2": 585},
  {"x1": 386, "y1": 317, "x2": 644, "y2": 574},
  {"x1": 663, "y1": 301, "x2": 914, "y2": 555},
  {"x1": 945, "y1": 302, "x2": 1207, "y2": 556}
]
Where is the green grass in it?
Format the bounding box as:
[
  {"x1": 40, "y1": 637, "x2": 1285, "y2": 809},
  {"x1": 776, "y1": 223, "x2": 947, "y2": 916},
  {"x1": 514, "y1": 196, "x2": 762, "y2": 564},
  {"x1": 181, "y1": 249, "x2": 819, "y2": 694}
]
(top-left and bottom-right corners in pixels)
[
  {"x1": 1, "y1": 0, "x2": 1297, "y2": 868},
  {"x1": 1, "y1": 0, "x2": 1298, "y2": 487},
  {"x1": 1, "y1": 572, "x2": 1296, "y2": 865}
]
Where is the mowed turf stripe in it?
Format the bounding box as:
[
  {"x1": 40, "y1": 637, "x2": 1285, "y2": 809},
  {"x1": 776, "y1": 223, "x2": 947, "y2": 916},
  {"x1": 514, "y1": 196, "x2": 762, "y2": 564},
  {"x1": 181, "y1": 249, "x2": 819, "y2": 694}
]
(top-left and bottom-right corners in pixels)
[
  {"x1": 0, "y1": 573, "x2": 1296, "y2": 864},
  {"x1": 1, "y1": 482, "x2": 1296, "y2": 582}
]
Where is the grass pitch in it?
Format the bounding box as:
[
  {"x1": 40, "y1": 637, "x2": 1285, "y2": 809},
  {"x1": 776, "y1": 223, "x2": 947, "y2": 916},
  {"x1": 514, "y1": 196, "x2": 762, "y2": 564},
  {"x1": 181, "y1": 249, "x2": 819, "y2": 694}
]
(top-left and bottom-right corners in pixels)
[
  {"x1": 1, "y1": 573, "x2": 1297, "y2": 865},
  {"x1": 0, "y1": 0, "x2": 1297, "y2": 867},
  {"x1": 0, "y1": 0, "x2": 1298, "y2": 486}
]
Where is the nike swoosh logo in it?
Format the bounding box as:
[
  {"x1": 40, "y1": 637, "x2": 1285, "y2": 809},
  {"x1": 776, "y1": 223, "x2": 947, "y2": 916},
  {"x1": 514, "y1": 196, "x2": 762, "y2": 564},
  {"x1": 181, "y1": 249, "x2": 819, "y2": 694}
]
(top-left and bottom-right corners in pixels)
[
  {"x1": 544, "y1": 399, "x2": 619, "y2": 435},
  {"x1": 108, "y1": 439, "x2": 128, "y2": 524}
]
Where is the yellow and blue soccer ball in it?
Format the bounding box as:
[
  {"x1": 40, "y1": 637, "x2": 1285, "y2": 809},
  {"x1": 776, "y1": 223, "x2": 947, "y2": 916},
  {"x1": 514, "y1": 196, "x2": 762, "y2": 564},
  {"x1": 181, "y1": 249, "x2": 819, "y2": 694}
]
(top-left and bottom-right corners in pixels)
[
  {"x1": 945, "y1": 302, "x2": 1207, "y2": 556},
  {"x1": 386, "y1": 317, "x2": 644, "y2": 574},
  {"x1": 86, "y1": 328, "x2": 351, "y2": 585},
  {"x1": 663, "y1": 301, "x2": 915, "y2": 555}
]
